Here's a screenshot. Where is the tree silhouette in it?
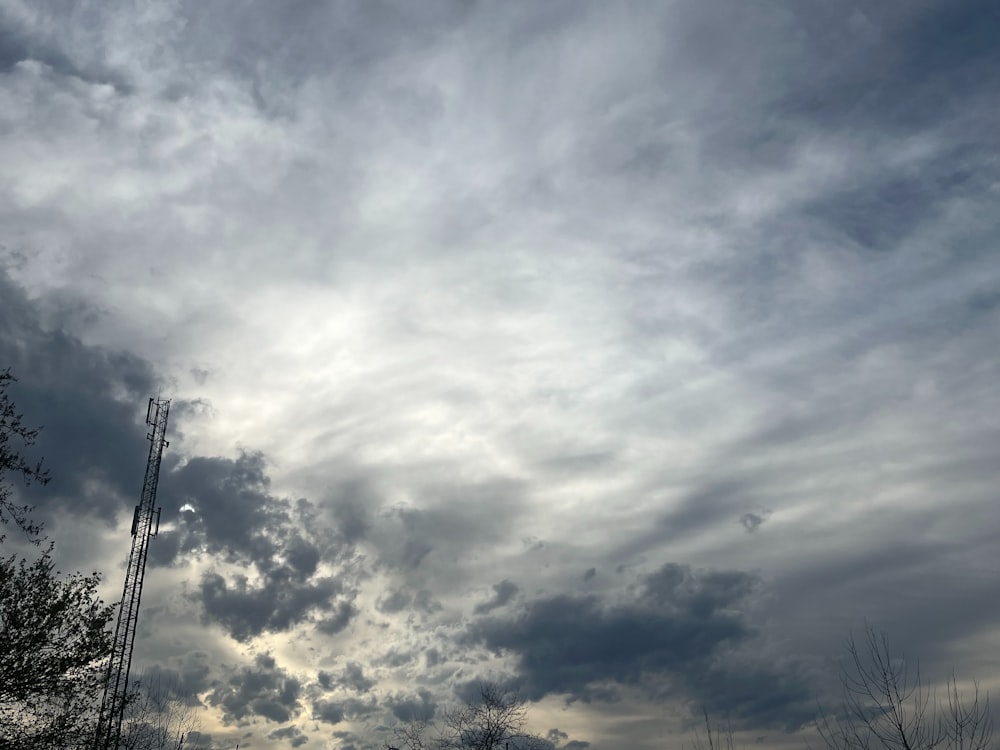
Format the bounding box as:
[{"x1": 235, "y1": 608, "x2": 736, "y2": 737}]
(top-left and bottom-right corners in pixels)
[
  {"x1": 818, "y1": 624, "x2": 994, "y2": 750},
  {"x1": 0, "y1": 547, "x2": 115, "y2": 748},
  {"x1": 389, "y1": 683, "x2": 548, "y2": 750},
  {"x1": 0, "y1": 368, "x2": 49, "y2": 541},
  {"x1": 119, "y1": 670, "x2": 203, "y2": 750},
  {"x1": 0, "y1": 368, "x2": 115, "y2": 748}
]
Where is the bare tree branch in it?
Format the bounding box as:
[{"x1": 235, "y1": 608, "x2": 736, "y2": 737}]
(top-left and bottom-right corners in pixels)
[
  {"x1": 817, "y1": 624, "x2": 995, "y2": 750},
  {"x1": 389, "y1": 683, "x2": 547, "y2": 750},
  {"x1": 120, "y1": 670, "x2": 203, "y2": 750}
]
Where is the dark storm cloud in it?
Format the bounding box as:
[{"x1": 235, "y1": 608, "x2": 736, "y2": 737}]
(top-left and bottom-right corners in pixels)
[
  {"x1": 285, "y1": 534, "x2": 322, "y2": 577},
  {"x1": 387, "y1": 687, "x2": 437, "y2": 723},
  {"x1": 208, "y1": 653, "x2": 301, "y2": 725},
  {"x1": 0, "y1": 23, "x2": 68, "y2": 73},
  {"x1": 801, "y1": 153, "x2": 983, "y2": 251},
  {"x1": 268, "y1": 725, "x2": 308, "y2": 747},
  {"x1": 162, "y1": 451, "x2": 289, "y2": 565},
  {"x1": 769, "y1": 528, "x2": 1000, "y2": 677},
  {"x1": 313, "y1": 699, "x2": 344, "y2": 725},
  {"x1": 772, "y1": 0, "x2": 1000, "y2": 133},
  {"x1": 0, "y1": 268, "x2": 157, "y2": 522},
  {"x1": 199, "y1": 567, "x2": 346, "y2": 642},
  {"x1": 151, "y1": 449, "x2": 361, "y2": 640},
  {"x1": 474, "y1": 579, "x2": 520, "y2": 614},
  {"x1": 137, "y1": 653, "x2": 212, "y2": 707},
  {"x1": 0, "y1": 12, "x2": 132, "y2": 90},
  {"x1": 316, "y1": 600, "x2": 358, "y2": 635},
  {"x1": 686, "y1": 659, "x2": 815, "y2": 731},
  {"x1": 636, "y1": 2, "x2": 998, "y2": 181},
  {"x1": 343, "y1": 696, "x2": 379, "y2": 719},
  {"x1": 339, "y1": 662, "x2": 375, "y2": 693},
  {"x1": 312, "y1": 696, "x2": 379, "y2": 726},
  {"x1": 656, "y1": 4, "x2": 1000, "y2": 319},
  {"x1": 465, "y1": 563, "x2": 812, "y2": 728}
]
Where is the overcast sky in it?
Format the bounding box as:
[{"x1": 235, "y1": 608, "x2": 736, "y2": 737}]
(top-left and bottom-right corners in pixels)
[{"x1": 2, "y1": 1, "x2": 999, "y2": 748}]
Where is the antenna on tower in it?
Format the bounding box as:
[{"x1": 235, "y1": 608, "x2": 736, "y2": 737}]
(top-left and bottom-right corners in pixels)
[{"x1": 94, "y1": 397, "x2": 171, "y2": 750}]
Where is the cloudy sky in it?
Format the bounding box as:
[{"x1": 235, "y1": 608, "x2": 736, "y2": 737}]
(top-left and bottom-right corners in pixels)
[{"x1": 2, "y1": 1, "x2": 999, "y2": 748}]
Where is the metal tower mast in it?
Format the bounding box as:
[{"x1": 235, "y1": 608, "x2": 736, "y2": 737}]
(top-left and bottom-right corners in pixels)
[{"x1": 94, "y1": 397, "x2": 170, "y2": 750}]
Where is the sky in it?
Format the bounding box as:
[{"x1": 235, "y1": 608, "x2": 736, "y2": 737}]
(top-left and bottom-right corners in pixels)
[{"x1": 1, "y1": 1, "x2": 999, "y2": 748}]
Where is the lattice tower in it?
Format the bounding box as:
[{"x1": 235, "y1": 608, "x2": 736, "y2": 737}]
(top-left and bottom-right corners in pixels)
[{"x1": 94, "y1": 398, "x2": 170, "y2": 750}]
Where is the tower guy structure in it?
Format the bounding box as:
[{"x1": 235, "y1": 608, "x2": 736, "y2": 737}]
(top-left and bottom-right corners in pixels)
[{"x1": 94, "y1": 397, "x2": 171, "y2": 750}]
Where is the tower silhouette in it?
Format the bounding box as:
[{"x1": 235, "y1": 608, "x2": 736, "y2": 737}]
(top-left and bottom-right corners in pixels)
[{"x1": 94, "y1": 397, "x2": 170, "y2": 750}]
